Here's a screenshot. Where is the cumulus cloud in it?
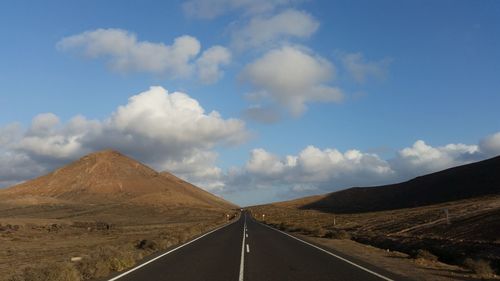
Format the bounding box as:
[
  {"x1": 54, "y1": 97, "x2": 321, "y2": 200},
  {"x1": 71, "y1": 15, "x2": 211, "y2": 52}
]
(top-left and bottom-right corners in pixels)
[
  {"x1": 15, "y1": 114, "x2": 99, "y2": 164},
  {"x1": 222, "y1": 133, "x2": 500, "y2": 199},
  {"x1": 242, "y1": 46, "x2": 343, "y2": 115},
  {"x1": 183, "y1": 0, "x2": 302, "y2": 19},
  {"x1": 2, "y1": 87, "x2": 499, "y2": 198},
  {"x1": 479, "y1": 132, "x2": 500, "y2": 157},
  {"x1": 0, "y1": 151, "x2": 45, "y2": 187},
  {"x1": 391, "y1": 140, "x2": 480, "y2": 177},
  {"x1": 196, "y1": 46, "x2": 232, "y2": 84},
  {"x1": 161, "y1": 150, "x2": 225, "y2": 191},
  {"x1": 224, "y1": 146, "x2": 394, "y2": 193},
  {"x1": 231, "y1": 9, "x2": 319, "y2": 51},
  {"x1": 245, "y1": 148, "x2": 292, "y2": 176},
  {"x1": 0, "y1": 86, "x2": 248, "y2": 191},
  {"x1": 340, "y1": 52, "x2": 392, "y2": 83},
  {"x1": 57, "y1": 28, "x2": 230, "y2": 83}
]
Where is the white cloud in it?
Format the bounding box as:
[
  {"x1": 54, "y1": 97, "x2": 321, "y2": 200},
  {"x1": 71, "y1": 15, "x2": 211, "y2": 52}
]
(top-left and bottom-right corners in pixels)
[
  {"x1": 222, "y1": 132, "x2": 500, "y2": 199},
  {"x1": 246, "y1": 148, "x2": 291, "y2": 176},
  {"x1": 340, "y1": 52, "x2": 391, "y2": 83},
  {"x1": 391, "y1": 140, "x2": 480, "y2": 178},
  {"x1": 0, "y1": 123, "x2": 22, "y2": 146},
  {"x1": 242, "y1": 46, "x2": 343, "y2": 115},
  {"x1": 479, "y1": 132, "x2": 500, "y2": 157},
  {"x1": 182, "y1": 0, "x2": 301, "y2": 19},
  {"x1": 2, "y1": 89, "x2": 498, "y2": 198},
  {"x1": 57, "y1": 28, "x2": 230, "y2": 83},
  {"x1": 86, "y1": 86, "x2": 247, "y2": 165},
  {"x1": 0, "y1": 86, "x2": 248, "y2": 191},
  {"x1": 0, "y1": 151, "x2": 46, "y2": 187},
  {"x1": 27, "y1": 113, "x2": 60, "y2": 136},
  {"x1": 231, "y1": 9, "x2": 319, "y2": 50},
  {"x1": 14, "y1": 114, "x2": 99, "y2": 163},
  {"x1": 161, "y1": 150, "x2": 225, "y2": 191},
  {"x1": 196, "y1": 46, "x2": 232, "y2": 84},
  {"x1": 224, "y1": 145, "x2": 394, "y2": 193}
]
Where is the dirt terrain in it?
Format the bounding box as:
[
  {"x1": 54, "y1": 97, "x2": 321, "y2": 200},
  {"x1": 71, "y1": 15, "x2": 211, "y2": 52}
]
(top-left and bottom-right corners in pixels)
[{"x1": 0, "y1": 150, "x2": 237, "y2": 281}]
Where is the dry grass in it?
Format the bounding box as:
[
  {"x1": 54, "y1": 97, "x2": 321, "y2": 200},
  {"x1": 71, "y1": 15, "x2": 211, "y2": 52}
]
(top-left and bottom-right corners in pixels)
[
  {"x1": 0, "y1": 203, "x2": 236, "y2": 281},
  {"x1": 411, "y1": 249, "x2": 439, "y2": 262},
  {"x1": 8, "y1": 262, "x2": 81, "y2": 281},
  {"x1": 464, "y1": 258, "x2": 495, "y2": 278}
]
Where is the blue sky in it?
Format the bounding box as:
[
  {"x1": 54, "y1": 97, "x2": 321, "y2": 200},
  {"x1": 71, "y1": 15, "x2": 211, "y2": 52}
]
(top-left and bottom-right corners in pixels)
[{"x1": 1, "y1": 0, "x2": 499, "y2": 206}]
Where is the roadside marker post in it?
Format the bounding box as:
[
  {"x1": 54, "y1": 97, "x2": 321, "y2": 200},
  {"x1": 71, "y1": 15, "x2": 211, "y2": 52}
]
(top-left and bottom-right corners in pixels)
[{"x1": 443, "y1": 208, "x2": 450, "y2": 225}]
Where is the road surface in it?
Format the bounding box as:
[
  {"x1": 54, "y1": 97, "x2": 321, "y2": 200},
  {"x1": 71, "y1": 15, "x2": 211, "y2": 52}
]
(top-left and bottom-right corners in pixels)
[{"x1": 106, "y1": 211, "x2": 408, "y2": 281}]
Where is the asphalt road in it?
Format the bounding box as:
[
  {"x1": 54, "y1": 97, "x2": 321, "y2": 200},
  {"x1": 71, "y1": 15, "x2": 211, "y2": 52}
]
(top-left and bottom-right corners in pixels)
[{"x1": 106, "y1": 211, "x2": 407, "y2": 281}]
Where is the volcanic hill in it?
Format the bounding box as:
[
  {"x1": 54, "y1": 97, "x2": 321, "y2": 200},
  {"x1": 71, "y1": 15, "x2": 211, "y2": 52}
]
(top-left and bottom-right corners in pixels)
[{"x1": 0, "y1": 150, "x2": 236, "y2": 210}]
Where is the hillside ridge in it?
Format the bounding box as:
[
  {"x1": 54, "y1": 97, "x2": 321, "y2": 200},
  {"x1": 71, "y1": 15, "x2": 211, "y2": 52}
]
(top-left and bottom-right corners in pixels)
[{"x1": 274, "y1": 155, "x2": 500, "y2": 213}]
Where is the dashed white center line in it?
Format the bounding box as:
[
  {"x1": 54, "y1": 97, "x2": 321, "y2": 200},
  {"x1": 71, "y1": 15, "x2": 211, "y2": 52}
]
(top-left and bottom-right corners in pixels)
[
  {"x1": 246, "y1": 244, "x2": 250, "y2": 253},
  {"x1": 246, "y1": 234, "x2": 248, "y2": 238},
  {"x1": 239, "y1": 215, "x2": 246, "y2": 281}
]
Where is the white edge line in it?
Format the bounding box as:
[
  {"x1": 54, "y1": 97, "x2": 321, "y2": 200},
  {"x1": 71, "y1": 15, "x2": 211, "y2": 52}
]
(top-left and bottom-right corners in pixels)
[
  {"x1": 107, "y1": 218, "x2": 239, "y2": 281},
  {"x1": 259, "y1": 222, "x2": 395, "y2": 281},
  {"x1": 238, "y1": 215, "x2": 246, "y2": 281}
]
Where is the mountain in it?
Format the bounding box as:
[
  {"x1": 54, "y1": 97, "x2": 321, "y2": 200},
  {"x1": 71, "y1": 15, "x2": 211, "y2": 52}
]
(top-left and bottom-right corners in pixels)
[
  {"x1": 0, "y1": 150, "x2": 236, "y2": 210},
  {"x1": 274, "y1": 155, "x2": 500, "y2": 213}
]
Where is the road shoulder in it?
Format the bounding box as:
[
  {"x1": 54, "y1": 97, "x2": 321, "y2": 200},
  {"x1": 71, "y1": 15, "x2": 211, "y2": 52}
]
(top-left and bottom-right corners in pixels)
[{"x1": 297, "y1": 235, "x2": 490, "y2": 281}]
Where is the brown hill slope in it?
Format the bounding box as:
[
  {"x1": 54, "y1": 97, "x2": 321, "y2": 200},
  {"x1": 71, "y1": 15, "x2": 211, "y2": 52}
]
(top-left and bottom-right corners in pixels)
[
  {"x1": 0, "y1": 150, "x2": 236, "y2": 210},
  {"x1": 278, "y1": 155, "x2": 500, "y2": 213}
]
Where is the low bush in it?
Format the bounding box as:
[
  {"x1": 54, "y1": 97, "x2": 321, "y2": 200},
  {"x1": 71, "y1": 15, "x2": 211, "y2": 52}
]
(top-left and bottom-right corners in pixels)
[
  {"x1": 276, "y1": 222, "x2": 288, "y2": 231},
  {"x1": 76, "y1": 246, "x2": 135, "y2": 280},
  {"x1": 324, "y1": 229, "x2": 351, "y2": 240},
  {"x1": 136, "y1": 239, "x2": 158, "y2": 251},
  {"x1": 10, "y1": 262, "x2": 81, "y2": 281},
  {"x1": 463, "y1": 258, "x2": 494, "y2": 278},
  {"x1": 411, "y1": 249, "x2": 439, "y2": 262},
  {"x1": 76, "y1": 257, "x2": 110, "y2": 280},
  {"x1": 175, "y1": 232, "x2": 190, "y2": 244}
]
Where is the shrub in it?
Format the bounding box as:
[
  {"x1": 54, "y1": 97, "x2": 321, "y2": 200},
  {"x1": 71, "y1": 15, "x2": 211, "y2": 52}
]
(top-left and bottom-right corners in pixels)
[
  {"x1": 324, "y1": 229, "x2": 351, "y2": 240},
  {"x1": 12, "y1": 262, "x2": 81, "y2": 281},
  {"x1": 77, "y1": 246, "x2": 135, "y2": 279},
  {"x1": 175, "y1": 232, "x2": 190, "y2": 243},
  {"x1": 310, "y1": 227, "x2": 327, "y2": 237},
  {"x1": 276, "y1": 223, "x2": 287, "y2": 231},
  {"x1": 411, "y1": 249, "x2": 438, "y2": 262},
  {"x1": 76, "y1": 258, "x2": 109, "y2": 280},
  {"x1": 101, "y1": 248, "x2": 135, "y2": 272},
  {"x1": 463, "y1": 258, "x2": 494, "y2": 278},
  {"x1": 158, "y1": 238, "x2": 176, "y2": 250},
  {"x1": 136, "y1": 239, "x2": 159, "y2": 251}
]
